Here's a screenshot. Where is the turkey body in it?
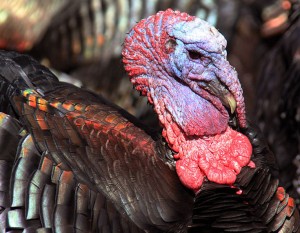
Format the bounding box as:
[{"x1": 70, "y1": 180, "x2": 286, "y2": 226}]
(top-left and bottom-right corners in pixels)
[
  {"x1": 256, "y1": 2, "x2": 300, "y2": 202},
  {"x1": 0, "y1": 51, "x2": 193, "y2": 233},
  {"x1": 0, "y1": 9, "x2": 299, "y2": 233}
]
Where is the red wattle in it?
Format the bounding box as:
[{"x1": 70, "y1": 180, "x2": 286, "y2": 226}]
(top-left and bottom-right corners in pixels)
[{"x1": 173, "y1": 127, "x2": 253, "y2": 193}]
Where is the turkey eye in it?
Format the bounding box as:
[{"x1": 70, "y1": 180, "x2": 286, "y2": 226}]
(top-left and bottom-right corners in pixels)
[
  {"x1": 188, "y1": 50, "x2": 203, "y2": 60},
  {"x1": 165, "y1": 39, "x2": 177, "y2": 54}
]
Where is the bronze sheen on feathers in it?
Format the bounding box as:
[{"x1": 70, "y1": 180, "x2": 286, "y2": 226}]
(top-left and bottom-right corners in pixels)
[{"x1": 0, "y1": 9, "x2": 298, "y2": 233}]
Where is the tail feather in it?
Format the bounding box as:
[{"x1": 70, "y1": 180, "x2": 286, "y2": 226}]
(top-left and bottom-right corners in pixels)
[{"x1": 0, "y1": 112, "x2": 23, "y2": 231}]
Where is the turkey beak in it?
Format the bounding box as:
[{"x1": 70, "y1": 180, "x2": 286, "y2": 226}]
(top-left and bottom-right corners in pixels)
[
  {"x1": 202, "y1": 79, "x2": 237, "y2": 114},
  {"x1": 225, "y1": 94, "x2": 237, "y2": 114}
]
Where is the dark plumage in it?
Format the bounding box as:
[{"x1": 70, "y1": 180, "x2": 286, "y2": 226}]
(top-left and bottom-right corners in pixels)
[
  {"x1": 0, "y1": 50, "x2": 192, "y2": 232},
  {"x1": 256, "y1": 2, "x2": 300, "y2": 203},
  {"x1": 0, "y1": 9, "x2": 299, "y2": 232}
]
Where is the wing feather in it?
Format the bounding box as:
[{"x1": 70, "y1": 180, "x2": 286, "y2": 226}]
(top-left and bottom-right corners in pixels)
[{"x1": 17, "y1": 86, "x2": 193, "y2": 231}]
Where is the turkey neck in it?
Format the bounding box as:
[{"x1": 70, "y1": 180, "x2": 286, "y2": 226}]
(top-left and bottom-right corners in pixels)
[{"x1": 147, "y1": 75, "x2": 254, "y2": 193}]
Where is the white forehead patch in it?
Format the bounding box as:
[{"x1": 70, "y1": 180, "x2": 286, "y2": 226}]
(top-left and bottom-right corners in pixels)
[{"x1": 168, "y1": 18, "x2": 227, "y2": 53}]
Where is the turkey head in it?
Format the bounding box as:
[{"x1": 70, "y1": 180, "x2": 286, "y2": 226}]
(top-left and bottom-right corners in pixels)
[{"x1": 123, "y1": 9, "x2": 254, "y2": 192}]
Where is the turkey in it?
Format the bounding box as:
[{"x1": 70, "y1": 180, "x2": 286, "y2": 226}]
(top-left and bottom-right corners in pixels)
[
  {"x1": 0, "y1": 9, "x2": 299, "y2": 233},
  {"x1": 256, "y1": 0, "x2": 300, "y2": 205},
  {"x1": 0, "y1": 0, "x2": 68, "y2": 52}
]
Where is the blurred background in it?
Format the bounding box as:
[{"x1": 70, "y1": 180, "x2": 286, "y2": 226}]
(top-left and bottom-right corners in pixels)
[{"x1": 0, "y1": 0, "x2": 299, "y2": 207}]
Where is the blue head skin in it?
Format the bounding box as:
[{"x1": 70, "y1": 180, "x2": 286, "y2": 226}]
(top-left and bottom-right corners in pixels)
[
  {"x1": 123, "y1": 9, "x2": 246, "y2": 138},
  {"x1": 167, "y1": 18, "x2": 227, "y2": 80}
]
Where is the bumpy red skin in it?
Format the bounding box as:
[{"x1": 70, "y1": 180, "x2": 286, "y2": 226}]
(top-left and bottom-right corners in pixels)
[
  {"x1": 162, "y1": 119, "x2": 253, "y2": 192},
  {"x1": 122, "y1": 9, "x2": 254, "y2": 193}
]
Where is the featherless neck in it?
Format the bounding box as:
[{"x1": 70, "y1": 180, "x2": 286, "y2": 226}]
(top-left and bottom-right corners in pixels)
[{"x1": 151, "y1": 87, "x2": 254, "y2": 193}]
